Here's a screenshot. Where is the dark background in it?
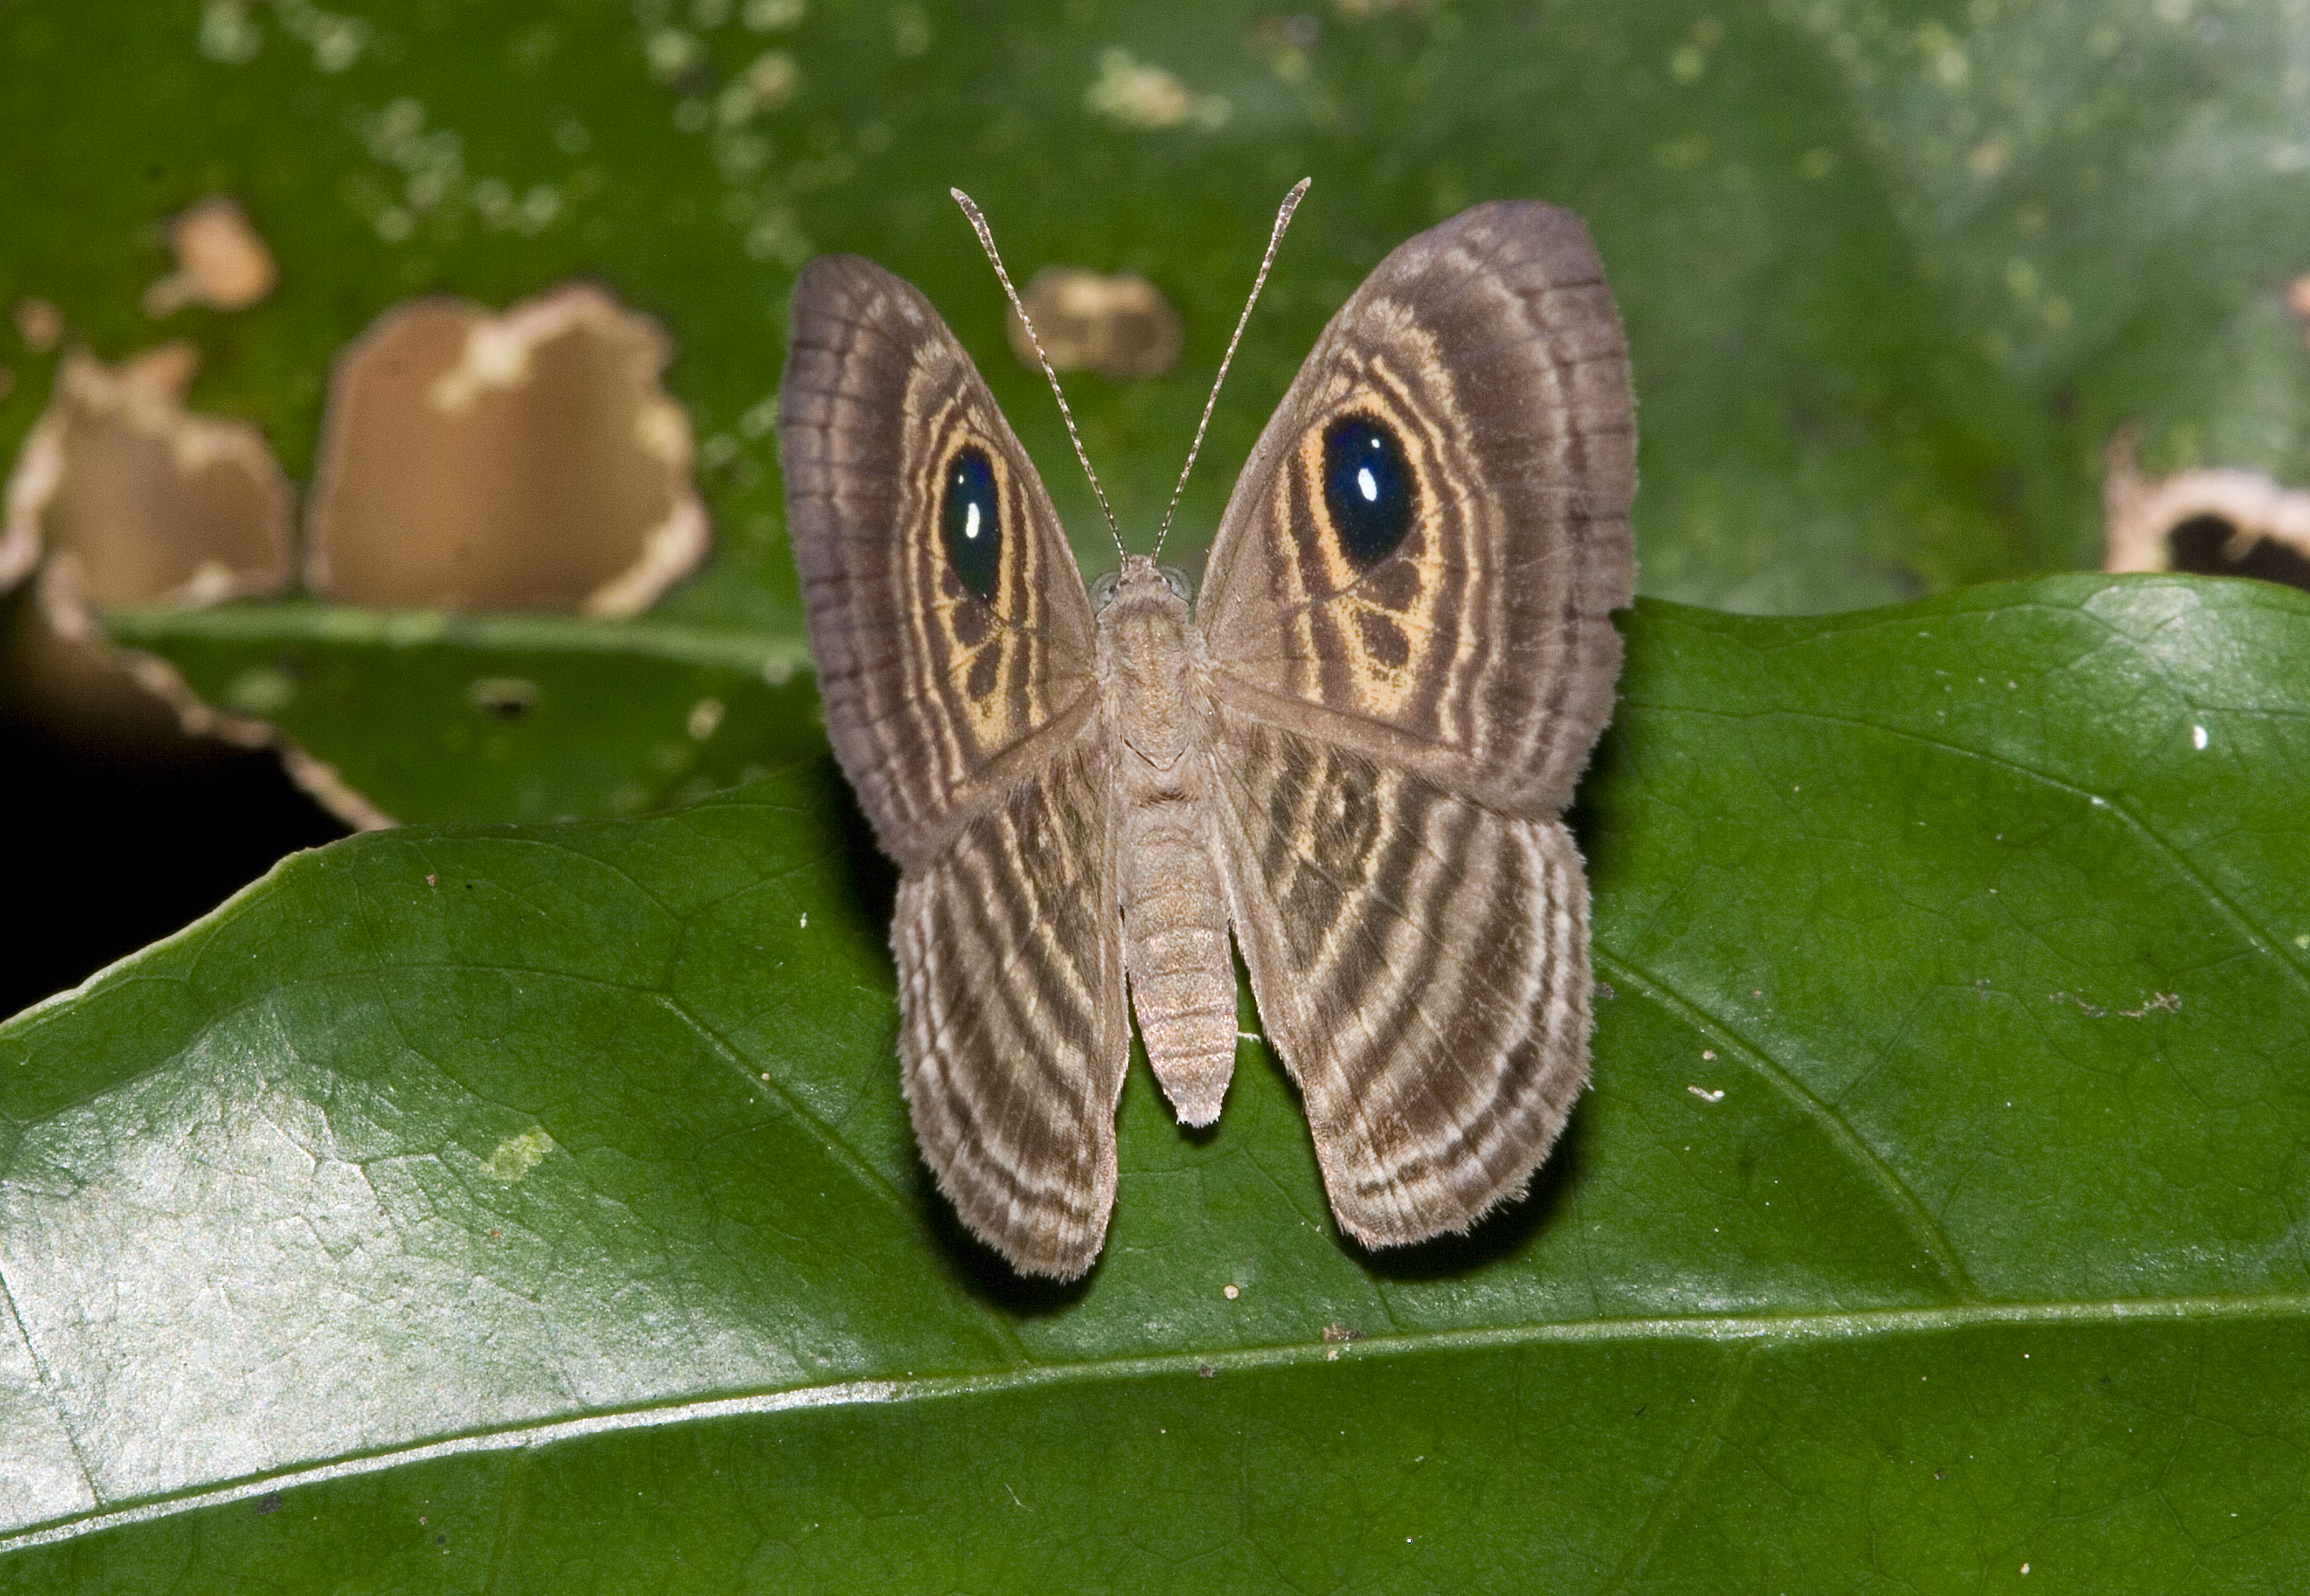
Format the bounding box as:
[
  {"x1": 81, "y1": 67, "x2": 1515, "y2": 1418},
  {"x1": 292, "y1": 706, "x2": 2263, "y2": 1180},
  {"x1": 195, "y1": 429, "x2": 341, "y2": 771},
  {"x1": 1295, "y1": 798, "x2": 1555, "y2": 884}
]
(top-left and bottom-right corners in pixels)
[{"x1": 0, "y1": 586, "x2": 345, "y2": 1018}]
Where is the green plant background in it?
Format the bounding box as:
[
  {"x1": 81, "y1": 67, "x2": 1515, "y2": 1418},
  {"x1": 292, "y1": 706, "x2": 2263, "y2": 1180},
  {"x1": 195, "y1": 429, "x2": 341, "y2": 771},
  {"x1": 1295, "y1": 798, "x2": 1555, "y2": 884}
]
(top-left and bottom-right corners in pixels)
[{"x1": 3, "y1": 0, "x2": 2308, "y2": 1588}]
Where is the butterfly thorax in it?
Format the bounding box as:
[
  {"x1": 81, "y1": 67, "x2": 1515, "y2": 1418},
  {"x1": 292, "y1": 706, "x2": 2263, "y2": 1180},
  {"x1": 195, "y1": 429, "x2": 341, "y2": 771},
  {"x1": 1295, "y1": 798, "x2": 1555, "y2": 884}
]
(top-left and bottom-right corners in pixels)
[
  {"x1": 1092, "y1": 553, "x2": 1238, "y2": 1128},
  {"x1": 1093, "y1": 553, "x2": 1206, "y2": 775}
]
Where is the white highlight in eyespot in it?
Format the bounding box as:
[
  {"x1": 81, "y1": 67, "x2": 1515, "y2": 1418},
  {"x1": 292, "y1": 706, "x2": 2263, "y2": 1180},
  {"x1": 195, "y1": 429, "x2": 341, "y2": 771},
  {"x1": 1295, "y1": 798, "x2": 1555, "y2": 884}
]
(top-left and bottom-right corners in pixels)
[
  {"x1": 1356, "y1": 465, "x2": 1378, "y2": 501},
  {"x1": 963, "y1": 502, "x2": 985, "y2": 541}
]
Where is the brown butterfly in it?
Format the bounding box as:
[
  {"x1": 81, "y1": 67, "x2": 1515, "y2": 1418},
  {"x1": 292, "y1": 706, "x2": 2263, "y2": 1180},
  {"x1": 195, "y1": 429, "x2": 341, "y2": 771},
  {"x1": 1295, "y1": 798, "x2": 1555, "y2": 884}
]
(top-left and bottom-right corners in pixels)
[{"x1": 777, "y1": 192, "x2": 1633, "y2": 1279}]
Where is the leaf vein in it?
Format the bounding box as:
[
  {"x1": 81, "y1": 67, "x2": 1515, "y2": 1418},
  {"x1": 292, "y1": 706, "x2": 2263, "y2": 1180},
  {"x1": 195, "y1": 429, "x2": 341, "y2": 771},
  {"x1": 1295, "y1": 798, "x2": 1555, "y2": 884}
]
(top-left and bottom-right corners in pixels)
[{"x1": 1594, "y1": 948, "x2": 1980, "y2": 1303}]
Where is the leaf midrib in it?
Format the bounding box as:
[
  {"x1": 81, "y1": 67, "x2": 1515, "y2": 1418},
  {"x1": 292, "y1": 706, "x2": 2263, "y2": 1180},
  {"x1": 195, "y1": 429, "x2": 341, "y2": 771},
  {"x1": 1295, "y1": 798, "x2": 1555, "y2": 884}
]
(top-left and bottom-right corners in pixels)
[
  {"x1": 5, "y1": 1291, "x2": 2301, "y2": 1551},
  {"x1": 100, "y1": 602, "x2": 814, "y2": 677}
]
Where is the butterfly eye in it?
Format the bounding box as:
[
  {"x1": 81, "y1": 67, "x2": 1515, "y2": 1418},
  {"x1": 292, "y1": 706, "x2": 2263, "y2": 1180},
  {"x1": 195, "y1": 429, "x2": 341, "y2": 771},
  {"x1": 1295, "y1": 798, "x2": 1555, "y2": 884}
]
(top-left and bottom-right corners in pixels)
[
  {"x1": 941, "y1": 446, "x2": 1002, "y2": 602},
  {"x1": 1088, "y1": 569, "x2": 1120, "y2": 610},
  {"x1": 1157, "y1": 565, "x2": 1193, "y2": 603},
  {"x1": 1319, "y1": 414, "x2": 1414, "y2": 568}
]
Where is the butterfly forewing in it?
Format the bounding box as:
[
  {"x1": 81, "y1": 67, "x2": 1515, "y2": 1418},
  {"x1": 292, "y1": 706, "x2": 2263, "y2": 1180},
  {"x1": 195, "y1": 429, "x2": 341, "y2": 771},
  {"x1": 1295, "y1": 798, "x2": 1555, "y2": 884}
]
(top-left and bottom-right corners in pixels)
[
  {"x1": 780, "y1": 254, "x2": 1102, "y2": 867},
  {"x1": 1194, "y1": 202, "x2": 1634, "y2": 1246},
  {"x1": 1197, "y1": 202, "x2": 1635, "y2": 815}
]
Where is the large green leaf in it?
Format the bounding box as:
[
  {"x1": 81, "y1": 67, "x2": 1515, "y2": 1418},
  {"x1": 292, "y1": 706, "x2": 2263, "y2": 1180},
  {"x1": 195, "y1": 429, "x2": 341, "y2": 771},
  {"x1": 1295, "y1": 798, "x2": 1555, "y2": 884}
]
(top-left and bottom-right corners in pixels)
[
  {"x1": 7, "y1": 0, "x2": 2308, "y2": 824},
  {"x1": 4, "y1": 576, "x2": 2305, "y2": 1588}
]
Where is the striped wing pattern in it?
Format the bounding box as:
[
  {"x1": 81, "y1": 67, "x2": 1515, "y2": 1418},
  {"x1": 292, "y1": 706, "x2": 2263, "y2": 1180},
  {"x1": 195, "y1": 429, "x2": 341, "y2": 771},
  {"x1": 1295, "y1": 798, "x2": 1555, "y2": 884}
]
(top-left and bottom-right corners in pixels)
[
  {"x1": 781, "y1": 255, "x2": 1128, "y2": 1277},
  {"x1": 780, "y1": 201, "x2": 1632, "y2": 1277},
  {"x1": 1200, "y1": 202, "x2": 1635, "y2": 815},
  {"x1": 894, "y1": 742, "x2": 1127, "y2": 1278},
  {"x1": 1210, "y1": 722, "x2": 1593, "y2": 1247},
  {"x1": 1200, "y1": 202, "x2": 1634, "y2": 1243},
  {"x1": 780, "y1": 254, "x2": 1099, "y2": 868}
]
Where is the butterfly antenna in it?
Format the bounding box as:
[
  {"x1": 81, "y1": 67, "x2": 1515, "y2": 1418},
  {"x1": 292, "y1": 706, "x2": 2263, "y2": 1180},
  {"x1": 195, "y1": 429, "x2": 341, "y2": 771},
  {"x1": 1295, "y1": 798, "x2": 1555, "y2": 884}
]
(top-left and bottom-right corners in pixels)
[
  {"x1": 1150, "y1": 177, "x2": 1311, "y2": 562},
  {"x1": 951, "y1": 188, "x2": 1126, "y2": 560}
]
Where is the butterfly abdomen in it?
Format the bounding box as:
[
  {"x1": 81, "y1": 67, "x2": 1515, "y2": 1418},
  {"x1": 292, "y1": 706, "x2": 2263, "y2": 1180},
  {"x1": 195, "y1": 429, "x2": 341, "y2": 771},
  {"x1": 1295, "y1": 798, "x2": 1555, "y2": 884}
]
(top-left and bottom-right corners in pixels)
[{"x1": 1097, "y1": 558, "x2": 1238, "y2": 1127}]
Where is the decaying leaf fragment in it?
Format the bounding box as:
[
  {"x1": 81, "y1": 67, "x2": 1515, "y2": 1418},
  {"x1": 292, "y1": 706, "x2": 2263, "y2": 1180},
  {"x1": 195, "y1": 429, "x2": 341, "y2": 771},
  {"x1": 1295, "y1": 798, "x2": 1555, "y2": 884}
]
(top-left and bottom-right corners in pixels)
[
  {"x1": 143, "y1": 197, "x2": 278, "y2": 317},
  {"x1": 2103, "y1": 428, "x2": 2310, "y2": 592},
  {"x1": 0, "y1": 342, "x2": 292, "y2": 605},
  {"x1": 1005, "y1": 266, "x2": 1183, "y2": 381},
  {"x1": 306, "y1": 284, "x2": 708, "y2": 616}
]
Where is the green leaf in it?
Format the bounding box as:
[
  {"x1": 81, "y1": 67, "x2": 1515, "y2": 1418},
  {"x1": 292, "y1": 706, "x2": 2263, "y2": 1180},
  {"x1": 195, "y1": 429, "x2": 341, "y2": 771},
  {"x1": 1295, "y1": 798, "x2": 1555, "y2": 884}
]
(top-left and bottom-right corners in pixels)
[
  {"x1": 7, "y1": 1, "x2": 2308, "y2": 822},
  {"x1": 100, "y1": 601, "x2": 819, "y2": 824},
  {"x1": 5, "y1": 577, "x2": 2306, "y2": 1589}
]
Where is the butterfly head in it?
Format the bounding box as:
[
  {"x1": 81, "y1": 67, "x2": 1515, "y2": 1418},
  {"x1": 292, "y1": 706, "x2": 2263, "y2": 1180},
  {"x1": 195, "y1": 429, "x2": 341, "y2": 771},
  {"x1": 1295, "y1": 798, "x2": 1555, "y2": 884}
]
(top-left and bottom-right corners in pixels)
[{"x1": 1088, "y1": 554, "x2": 1192, "y2": 617}]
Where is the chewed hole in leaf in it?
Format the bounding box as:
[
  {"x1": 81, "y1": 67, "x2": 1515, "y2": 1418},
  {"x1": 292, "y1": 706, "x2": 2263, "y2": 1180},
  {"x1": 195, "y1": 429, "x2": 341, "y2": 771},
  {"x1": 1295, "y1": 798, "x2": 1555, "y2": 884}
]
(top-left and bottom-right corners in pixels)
[
  {"x1": 305, "y1": 284, "x2": 709, "y2": 616},
  {"x1": 2, "y1": 343, "x2": 292, "y2": 606},
  {"x1": 466, "y1": 676, "x2": 543, "y2": 722},
  {"x1": 2103, "y1": 427, "x2": 2310, "y2": 594},
  {"x1": 0, "y1": 247, "x2": 372, "y2": 824},
  {"x1": 2165, "y1": 515, "x2": 2310, "y2": 591},
  {"x1": 0, "y1": 339, "x2": 297, "y2": 755},
  {"x1": 142, "y1": 197, "x2": 278, "y2": 318},
  {"x1": 13, "y1": 297, "x2": 61, "y2": 353}
]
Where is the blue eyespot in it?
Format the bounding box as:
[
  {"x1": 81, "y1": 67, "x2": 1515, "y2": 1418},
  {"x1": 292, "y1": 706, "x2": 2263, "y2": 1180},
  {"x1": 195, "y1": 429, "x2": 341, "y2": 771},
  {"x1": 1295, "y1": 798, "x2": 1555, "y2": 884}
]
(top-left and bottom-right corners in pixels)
[
  {"x1": 941, "y1": 447, "x2": 1001, "y2": 603},
  {"x1": 1321, "y1": 415, "x2": 1413, "y2": 568}
]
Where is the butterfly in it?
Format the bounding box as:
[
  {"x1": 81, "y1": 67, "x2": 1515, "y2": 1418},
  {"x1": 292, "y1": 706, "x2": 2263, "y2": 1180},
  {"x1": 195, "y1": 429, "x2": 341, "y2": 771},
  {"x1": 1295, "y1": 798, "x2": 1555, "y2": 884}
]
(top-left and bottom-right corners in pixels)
[{"x1": 777, "y1": 192, "x2": 1634, "y2": 1279}]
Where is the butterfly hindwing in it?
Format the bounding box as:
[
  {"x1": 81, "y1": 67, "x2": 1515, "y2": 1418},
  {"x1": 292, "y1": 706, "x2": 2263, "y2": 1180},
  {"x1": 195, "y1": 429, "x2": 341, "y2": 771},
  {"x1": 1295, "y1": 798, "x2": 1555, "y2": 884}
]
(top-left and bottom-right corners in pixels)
[
  {"x1": 1209, "y1": 722, "x2": 1595, "y2": 1247},
  {"x1": 894, "y1": 739, "x2": 1128, "y2": 1279}
]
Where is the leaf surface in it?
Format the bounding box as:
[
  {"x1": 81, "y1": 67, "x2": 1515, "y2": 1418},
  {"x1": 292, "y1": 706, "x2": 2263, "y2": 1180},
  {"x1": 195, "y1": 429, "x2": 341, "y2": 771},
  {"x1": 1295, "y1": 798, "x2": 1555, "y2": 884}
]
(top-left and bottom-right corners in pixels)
[{"x1": 4, "y1": 578, "x2": 2306, "y2": 1589}]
